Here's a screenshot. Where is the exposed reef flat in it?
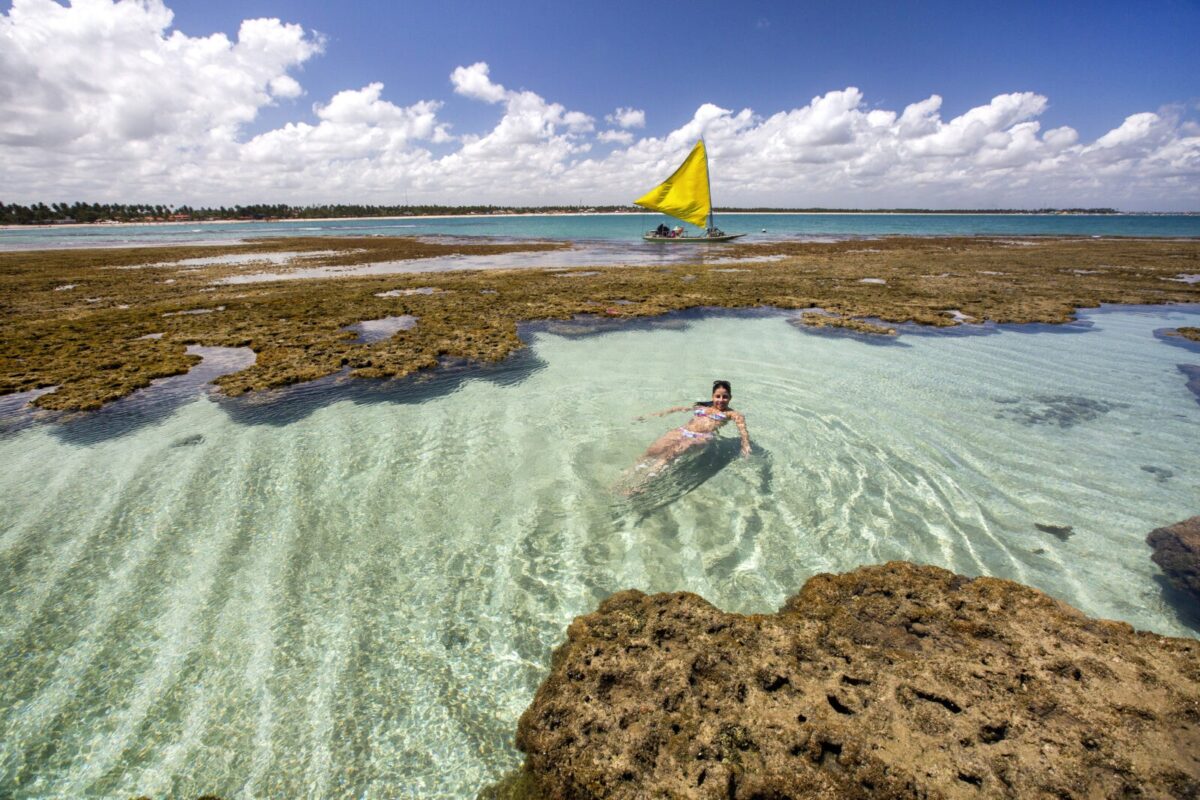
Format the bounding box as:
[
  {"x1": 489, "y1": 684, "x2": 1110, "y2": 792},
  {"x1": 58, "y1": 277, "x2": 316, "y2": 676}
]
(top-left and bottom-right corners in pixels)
[
  {"x1": 791, "y1": 310, "x2": 896, "y2": 336},
  {"x1": 514, "y1": 562, "x2": 1200, "y2": 799},
  {"x1": 1175, "y1": 326, "x2": 1200, "y2": 342},
  {"x1": 2, "y1": 236, "x2": 1198, "y2": 410}
]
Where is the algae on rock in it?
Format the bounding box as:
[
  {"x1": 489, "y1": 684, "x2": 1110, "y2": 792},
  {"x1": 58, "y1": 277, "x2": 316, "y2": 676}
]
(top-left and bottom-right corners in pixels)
[
  {"x1": 2, "y1": 236, "x2": 1198, "y2": 411},
  {"x1": 516, "y1": 561, "x2": 1200, "y2": 798}
]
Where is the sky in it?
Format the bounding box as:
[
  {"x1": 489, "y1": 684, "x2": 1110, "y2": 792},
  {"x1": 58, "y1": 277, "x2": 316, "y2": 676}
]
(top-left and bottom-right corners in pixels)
[{"x1": 2, "y1": 0, "x2": 1199, "y2": 210}]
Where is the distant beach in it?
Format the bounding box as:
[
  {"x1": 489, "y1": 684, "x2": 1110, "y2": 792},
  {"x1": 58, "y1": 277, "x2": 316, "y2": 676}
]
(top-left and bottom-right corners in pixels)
[{"x1": 3, "y1": 211, "x2": 1199, "y2": 253}]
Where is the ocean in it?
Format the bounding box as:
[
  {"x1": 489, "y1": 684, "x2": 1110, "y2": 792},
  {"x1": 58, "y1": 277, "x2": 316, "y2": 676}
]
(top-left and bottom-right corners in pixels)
[
  {"x1": 1, "y1": 304, "x2": 1198, "y2": 797},
  {"x1": 2, "y1": 212, "x2": 1199, "y2": 251}
]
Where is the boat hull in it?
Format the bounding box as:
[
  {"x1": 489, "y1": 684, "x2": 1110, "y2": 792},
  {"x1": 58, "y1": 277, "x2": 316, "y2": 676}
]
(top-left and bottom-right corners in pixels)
[{"x1": 642, "y1": 233, "x2": 746, "y2": 243}]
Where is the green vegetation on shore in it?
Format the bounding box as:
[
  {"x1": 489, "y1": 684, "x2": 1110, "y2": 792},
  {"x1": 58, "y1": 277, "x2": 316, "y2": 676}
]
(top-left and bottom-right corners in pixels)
[
  {"x1": 0, "y1": 201, "x2": 1123, "y2": 225},
  {"x1": 1, "y1": 235, "x2": 1197, "y2": 411}
]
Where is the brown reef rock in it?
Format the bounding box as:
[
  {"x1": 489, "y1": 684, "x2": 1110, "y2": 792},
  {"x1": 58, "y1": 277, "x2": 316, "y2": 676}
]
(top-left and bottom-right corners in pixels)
[
  {"x1": 1149, "y1": 516, "x2": 1200, "y2": 604},
  {"x1": 515, "y1": 562, "x2": 1200, "y2": 798}
]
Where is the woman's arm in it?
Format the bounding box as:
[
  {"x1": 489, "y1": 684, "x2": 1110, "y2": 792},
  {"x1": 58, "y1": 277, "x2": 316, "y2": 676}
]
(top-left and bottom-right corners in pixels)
[
  {"x1": 637, "y1": 404, "x2": 694, "y2": 421},
  {"x1": 732, "y1": 411, "x2": 751, "y2": 456}
]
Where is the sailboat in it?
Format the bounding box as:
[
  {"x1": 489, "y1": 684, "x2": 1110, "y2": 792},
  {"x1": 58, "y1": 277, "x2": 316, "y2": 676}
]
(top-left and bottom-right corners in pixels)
[{"x1": 634, "y1": 139, "x2": 745, "y2": 242}]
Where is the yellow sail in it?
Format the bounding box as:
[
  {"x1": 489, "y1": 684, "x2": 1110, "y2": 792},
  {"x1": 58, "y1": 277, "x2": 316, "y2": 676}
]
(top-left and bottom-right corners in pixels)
[{"x1": 634, "y1": 139, "x2": 711, "y2": 229}]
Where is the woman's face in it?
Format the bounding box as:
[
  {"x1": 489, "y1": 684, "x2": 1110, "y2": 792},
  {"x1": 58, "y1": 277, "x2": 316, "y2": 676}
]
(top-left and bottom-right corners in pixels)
[{"x1": 711, "y1": 386, "x2": 731, "y2": 408}]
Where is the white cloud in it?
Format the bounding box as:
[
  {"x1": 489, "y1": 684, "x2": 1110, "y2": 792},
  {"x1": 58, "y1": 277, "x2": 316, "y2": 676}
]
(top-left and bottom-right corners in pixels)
[
  {"x1": 1043, "y1": 126, "x2": 1079, "y2": 150},
  {"x1": 1, "y1": 2, "x2": 1197, "y2": 210},
  {"x1": 0, "y1": 0, "x2": 322, "y2": 150},
  {"x1": 606, "y1": 107, "x2": 645, "y2": 129},
  {"x1": 241, "y1": 84, "x2": 449, "y2": 166},
  {"x1": 0, "y1": 0, "x2": 324, "y2": 199},
  {"x1": 1093, "y1": 112, "x2": 1162, "y2": 150},
  {"x1": 908, "y1": 93, "x2": 1047, "y2": 157},
  {"x1": 450, "y1": 61, "x2": 507, "y2": 104},
  {"x1": 269, "y1": 75, "x2": 303, "y2": 99},
  {"x1": 598, "y1": 130, "x2": 634, "y2": 145}
]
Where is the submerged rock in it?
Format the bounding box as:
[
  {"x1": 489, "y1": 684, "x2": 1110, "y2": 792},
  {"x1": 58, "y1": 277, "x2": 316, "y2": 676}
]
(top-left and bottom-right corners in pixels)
[
  {"x1": 993, "y1": 394, "x2": 1126, "y2": 428},
  {"x1": 1181, "y1": 364, "x2": 1200, "y2": 405},
  {"x1": 1148, "y1": 516, "x2": 1200, "y2": 605},
  {"x1": 1142, "y1": 465, "x2": 1175, "y2": 483},
  {"x1": 1035, "y1": 522, "x2": 1074, "y2": 540},
  {"x1": 169, "y1": 433, "x2": 205, "y2": 448},
  {"x1": 515, "y1": 562, "x2": 1200, "y2": 798}
]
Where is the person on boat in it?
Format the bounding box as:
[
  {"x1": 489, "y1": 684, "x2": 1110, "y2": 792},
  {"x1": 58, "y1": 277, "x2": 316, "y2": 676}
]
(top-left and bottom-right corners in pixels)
[
  {"x1": 655, "y1": 223, "x2": 670, "y2": 237},
  {"x1": 672, "y1": 225, "x2": 684, "y2": 238},
  {"x1": 633, "y1": 380, "x2": 751, "y2": 474}
]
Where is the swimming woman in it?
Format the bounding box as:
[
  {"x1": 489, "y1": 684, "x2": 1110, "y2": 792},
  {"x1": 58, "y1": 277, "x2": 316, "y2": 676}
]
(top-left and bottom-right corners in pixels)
[{"x1": 633, "y1": 380, "x2": 751, "y2": 476}]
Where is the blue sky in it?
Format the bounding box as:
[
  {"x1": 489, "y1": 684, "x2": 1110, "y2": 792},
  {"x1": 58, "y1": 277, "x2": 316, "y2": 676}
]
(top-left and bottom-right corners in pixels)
[
  {"x1": 168, "y1": 0, "x2": 1200, "y2": 143},
  {"x1": 2, "y1": 0, "x2": 1199, "y2": 208}
]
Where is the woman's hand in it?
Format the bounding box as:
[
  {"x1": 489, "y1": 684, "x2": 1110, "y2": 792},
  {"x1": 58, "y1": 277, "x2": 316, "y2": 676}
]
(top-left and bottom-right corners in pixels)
[{"x1": 741, "y1": 443, "x2": 752, "y2": 458}]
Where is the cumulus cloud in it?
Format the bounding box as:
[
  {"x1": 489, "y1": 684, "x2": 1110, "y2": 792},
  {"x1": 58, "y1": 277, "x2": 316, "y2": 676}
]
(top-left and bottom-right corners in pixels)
[
  {"x1": 598, "y1": 130, "x2": 634, "y2": 145},
  {"x1": 450, "y1": 61, "x2": 507, "y2": 104},
  {"x1": 606, "y1": 107, "x2": 645, "y2": 129},
  {"x1": 241, "y1": 84, "x2": 449, "y2": 166},
  {"x1": 1, "y1": 1, "x2": 1197, "y2": 210},
  {"x1": 0, "y1": 0, "x2": 322, "y2": 150}
]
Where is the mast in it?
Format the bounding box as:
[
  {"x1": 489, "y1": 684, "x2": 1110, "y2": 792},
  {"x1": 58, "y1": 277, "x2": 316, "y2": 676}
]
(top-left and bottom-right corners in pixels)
[{"x1": 703, "y1": 137, "x2": 714, "y2": 232}]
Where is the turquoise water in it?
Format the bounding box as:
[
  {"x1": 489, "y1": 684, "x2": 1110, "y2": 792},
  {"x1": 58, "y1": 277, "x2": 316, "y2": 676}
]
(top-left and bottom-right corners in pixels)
[
  {"x1": 2, "y1": 212, "x2": 1199, "y2": 250},
  {"x1": 1, "y1": 305, "x2": 1199, "y2": 797}
]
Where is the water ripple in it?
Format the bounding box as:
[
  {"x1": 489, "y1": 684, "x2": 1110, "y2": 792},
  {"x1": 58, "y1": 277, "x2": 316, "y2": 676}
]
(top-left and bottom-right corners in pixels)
[{"x1": 1, "y1": 306, "x2": 1198, "y2": 796}]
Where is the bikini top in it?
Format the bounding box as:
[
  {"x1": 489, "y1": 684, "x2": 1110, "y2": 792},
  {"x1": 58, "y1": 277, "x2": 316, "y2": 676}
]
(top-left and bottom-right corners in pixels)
[{"x1": 694, "y1": 407, "x2": 728, "y2": 421}]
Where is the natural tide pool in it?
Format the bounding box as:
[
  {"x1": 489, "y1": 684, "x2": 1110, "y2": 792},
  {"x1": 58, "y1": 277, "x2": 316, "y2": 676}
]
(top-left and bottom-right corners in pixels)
[{"x1": 1, "y1": 305, "x2": 1198, "y2": 797}]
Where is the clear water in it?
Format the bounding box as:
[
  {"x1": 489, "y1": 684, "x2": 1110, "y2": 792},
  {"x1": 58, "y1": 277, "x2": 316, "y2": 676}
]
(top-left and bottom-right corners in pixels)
[
  {"x1": 3, "y1": 212, "x2": 1199, "y2": 250},
  {"x1": 1, "y1": 306, "x2": 1198, "y2": 797}
]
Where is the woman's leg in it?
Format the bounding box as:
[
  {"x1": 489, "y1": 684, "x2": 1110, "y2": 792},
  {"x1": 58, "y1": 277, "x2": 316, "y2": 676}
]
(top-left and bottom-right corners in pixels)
[
  {"x1": 641, "y1": 431, "x2": 706, "y2": 471},
  {"x1": 641, "y1": 429, "x2": 684, "y2": 461},
  {"x1": 618, "y1": 430, "x2": 710, "y2": 495}
]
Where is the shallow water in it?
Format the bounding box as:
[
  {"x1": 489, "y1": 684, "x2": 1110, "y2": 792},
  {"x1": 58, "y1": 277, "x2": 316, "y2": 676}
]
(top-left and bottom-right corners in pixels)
[
  {"x1": 3, "y1": 212, "x2": 1199, "y2": 250},
  {"x1": 214, "y1": 242, "x2": 787, "y2": 283},
  {"x1": 1, "y1": 305, "x2": 1198, "y2": 797}
]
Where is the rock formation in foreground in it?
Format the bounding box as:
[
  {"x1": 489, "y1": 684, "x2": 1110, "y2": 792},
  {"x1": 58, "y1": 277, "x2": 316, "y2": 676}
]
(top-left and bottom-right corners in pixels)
[
  {"x1": 516, "y1": 562, "x2": 1200, "y2": 798},
  {"x1": 1148, "y1": 516, "x2": 1200, "y2": 605}
]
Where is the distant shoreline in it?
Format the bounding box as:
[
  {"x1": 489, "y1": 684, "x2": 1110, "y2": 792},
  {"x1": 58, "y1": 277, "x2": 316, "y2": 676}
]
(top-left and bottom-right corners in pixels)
[{"x1": 5, "y1": 209, "x2": 1199, "y2": 232}]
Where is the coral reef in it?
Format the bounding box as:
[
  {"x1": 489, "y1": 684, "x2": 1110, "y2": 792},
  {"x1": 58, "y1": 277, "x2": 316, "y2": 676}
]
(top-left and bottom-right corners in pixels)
[
  {"x1": 516, "y1": 562, "x2": 1200, "y2": 798},
  {"x1": 2, "y1": 236, "x2": 1198, "y2": 410},
  {"x1": 794, "y1": 311, "x2": 896, "y2": 336}
]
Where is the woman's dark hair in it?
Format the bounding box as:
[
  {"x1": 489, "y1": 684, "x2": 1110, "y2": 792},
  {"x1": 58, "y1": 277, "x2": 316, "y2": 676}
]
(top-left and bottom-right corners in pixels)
[{"x1": 712, "y1": 380, "x2": 732, "y2": 395}]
